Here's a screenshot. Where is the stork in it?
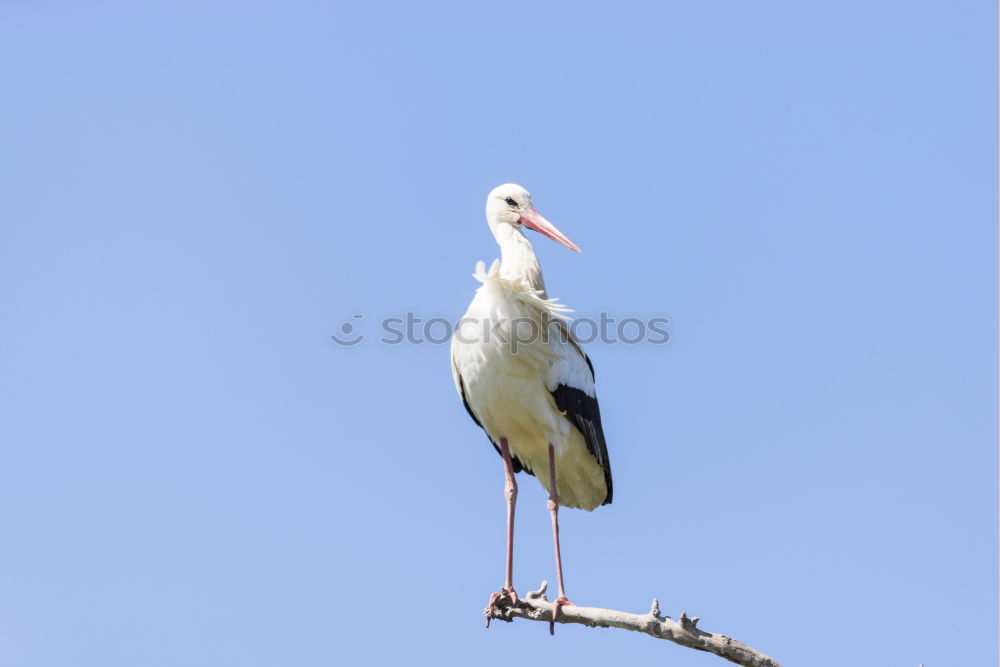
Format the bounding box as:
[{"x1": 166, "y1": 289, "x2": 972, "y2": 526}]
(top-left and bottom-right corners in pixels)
[{"x1": 450, "y1": 183, "x2": 612, "y2": 634}]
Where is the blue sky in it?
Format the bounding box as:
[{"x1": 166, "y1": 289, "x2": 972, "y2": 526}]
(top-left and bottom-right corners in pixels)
[{"x1": 0, "y1": 2, "x2": 995, "y2": 666}]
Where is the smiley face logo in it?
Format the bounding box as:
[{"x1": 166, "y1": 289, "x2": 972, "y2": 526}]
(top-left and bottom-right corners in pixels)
[{"x1": 331, "y1": 314, "x2": 365, "y2": 346}]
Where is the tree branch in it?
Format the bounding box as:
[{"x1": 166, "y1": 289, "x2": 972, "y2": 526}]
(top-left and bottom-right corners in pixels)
[{"x1": 484, "y1": 582, "x2": 780, "y2": 667}]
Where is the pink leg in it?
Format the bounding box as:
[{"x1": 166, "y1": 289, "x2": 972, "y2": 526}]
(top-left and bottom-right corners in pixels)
[
  {"x1": 486, "y1": 437, "x2": 518, "y2": 627},
  {"x1": 547, "y1": 443, "x2": 573, "y2": 635},
  {"x1": 500, "y1": 438, "x2": 518, "y2": 597}
]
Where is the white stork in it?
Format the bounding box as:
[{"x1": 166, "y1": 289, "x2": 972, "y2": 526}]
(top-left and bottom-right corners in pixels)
[{"x1": 450, "y1": 183, "x2": 612, "y2": 633}]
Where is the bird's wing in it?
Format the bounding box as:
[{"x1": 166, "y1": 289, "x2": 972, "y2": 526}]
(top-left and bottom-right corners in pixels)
[
  {"x1": 450, "y1": 344, "x2": 527, "y2": 475},
  {"x1": 545, "y1": 320, "x2": 613, "y2": 504}
]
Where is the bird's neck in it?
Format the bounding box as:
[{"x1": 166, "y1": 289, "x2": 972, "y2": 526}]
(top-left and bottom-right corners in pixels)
[{"x1": 493, "y1": 223, "x2": 547, "y2": 296}]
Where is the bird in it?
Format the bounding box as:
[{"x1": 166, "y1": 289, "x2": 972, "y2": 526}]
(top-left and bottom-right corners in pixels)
[{"x1": 450, "y1": 183, "x2": 612, "y2": 634}]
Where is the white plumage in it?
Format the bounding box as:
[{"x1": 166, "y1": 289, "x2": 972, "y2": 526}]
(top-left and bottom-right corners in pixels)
[{"x1": 451, "y1": 258, "x2": 609, "y2": 509}]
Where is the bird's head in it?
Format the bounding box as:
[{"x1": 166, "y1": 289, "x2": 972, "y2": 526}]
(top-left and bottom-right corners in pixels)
[{"x1": 486, "y1": 183, "x2": 581, "y2": 253}]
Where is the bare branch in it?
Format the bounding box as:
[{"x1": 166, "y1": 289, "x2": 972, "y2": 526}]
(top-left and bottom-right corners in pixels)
[{"x1": 485, "y1": 583, "x2": 780, "y2": 667}]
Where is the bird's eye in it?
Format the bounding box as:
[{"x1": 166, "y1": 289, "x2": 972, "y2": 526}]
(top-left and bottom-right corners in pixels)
[{"x1": 504, "y1": 197, "x2": 517, "y2": 207}]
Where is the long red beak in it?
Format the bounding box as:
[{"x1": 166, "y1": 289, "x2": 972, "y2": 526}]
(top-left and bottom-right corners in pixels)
[{"x1": 519, "y1": 207, "x2": 582, "y2": 253}]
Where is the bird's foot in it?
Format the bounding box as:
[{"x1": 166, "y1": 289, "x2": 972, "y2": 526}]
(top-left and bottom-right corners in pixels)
[
  {"x1": 484, "y1": 587, "x2": 519, "y2": 628},
  {"x1": 549, "y1": 596, "x2": 573, "y2": 635}
]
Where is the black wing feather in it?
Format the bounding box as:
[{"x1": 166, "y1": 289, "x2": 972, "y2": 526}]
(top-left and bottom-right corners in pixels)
[
  {"x1": 550, "y1": 384, "x2": 613, "y2": 505},
  {"x1": 458, "y1": 375, "x2": 533, "y2": 476}
]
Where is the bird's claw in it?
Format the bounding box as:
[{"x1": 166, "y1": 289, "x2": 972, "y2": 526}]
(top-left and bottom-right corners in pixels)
[
  {"x1": 484, "y1": 587, "x2": 519, "y2": 628},
  {"x1": 549, "y1": 596, "x2": 573, "y2": 635}
]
